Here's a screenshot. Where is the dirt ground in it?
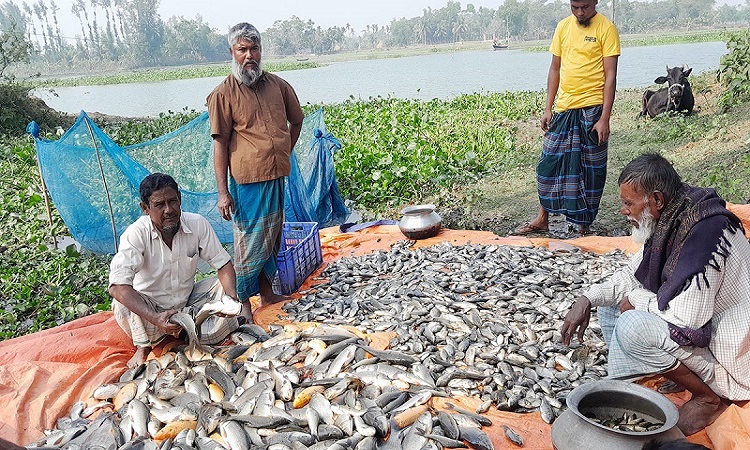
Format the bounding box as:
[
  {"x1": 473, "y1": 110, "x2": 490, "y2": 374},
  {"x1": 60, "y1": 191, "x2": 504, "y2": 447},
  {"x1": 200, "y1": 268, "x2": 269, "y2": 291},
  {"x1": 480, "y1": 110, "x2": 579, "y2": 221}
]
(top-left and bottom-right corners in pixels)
[{"x1": 439, "y1": 80, "x2": 750, "y2": 239}]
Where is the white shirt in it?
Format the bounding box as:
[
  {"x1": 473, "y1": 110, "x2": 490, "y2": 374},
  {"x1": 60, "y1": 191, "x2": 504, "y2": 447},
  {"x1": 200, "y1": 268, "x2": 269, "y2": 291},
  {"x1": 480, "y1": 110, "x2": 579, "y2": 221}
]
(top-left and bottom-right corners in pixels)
[
  {"x1": 584, "y1": 227, "x2": 750, "y2": 400},
  {"x1": 109, "y1": 212, "x2": 231, "y2": 310}
]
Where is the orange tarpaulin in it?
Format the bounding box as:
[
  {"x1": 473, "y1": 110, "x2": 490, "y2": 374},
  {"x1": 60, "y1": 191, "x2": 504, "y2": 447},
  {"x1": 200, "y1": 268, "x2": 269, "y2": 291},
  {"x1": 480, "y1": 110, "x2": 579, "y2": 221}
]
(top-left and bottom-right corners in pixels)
[{"x1": 2, "y1": 203, "x2": 750, "y2": 447}]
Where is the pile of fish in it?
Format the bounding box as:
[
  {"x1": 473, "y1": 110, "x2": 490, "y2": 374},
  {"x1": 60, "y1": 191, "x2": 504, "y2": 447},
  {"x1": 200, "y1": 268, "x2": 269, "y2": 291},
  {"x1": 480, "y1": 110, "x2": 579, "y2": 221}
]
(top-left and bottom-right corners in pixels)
[
  {"x1": 27, "y1": 322, "x2": 506, "y2": 450},
  {"x1": 26, "y1": 241, "x2": 629, "y2": 450},
  {"x1": 283, "y1": 241, "x2": 629, "y2": 421},
  {"x1": 584, "y1": 412, "x2": 665, "y2": 432}
]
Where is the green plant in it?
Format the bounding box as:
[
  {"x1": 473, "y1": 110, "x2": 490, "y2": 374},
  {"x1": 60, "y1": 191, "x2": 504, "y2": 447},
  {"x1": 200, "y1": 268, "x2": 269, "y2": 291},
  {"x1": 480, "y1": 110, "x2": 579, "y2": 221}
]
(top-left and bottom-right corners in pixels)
[
  {"x1": 0, "y1": 82, "x2": 70, "y2": 136},
  {"x1": 317, "y1": 90, "x2": 545, "y2": 214},
  {"x1": 102, "y1": 108, "x2": 203, "y2": 144},
  {"x1": 717, "y1": 29, "x2": 750, "y2": 109},
  {"x1": 702, "y1": 152, "x2": 750, "y2": 204},
  {"x1": 0, "y1": 137, "x2": 110, "y2": 339},
  {"x1": 0, "y1": 20, "x2": 33, "y2": 80}
]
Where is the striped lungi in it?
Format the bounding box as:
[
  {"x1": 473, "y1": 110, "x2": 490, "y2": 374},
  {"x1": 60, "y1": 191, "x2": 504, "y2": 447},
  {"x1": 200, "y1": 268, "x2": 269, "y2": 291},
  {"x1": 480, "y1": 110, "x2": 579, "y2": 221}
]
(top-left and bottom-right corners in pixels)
[
  {"x1": 537, "y1": 105, "x2": 608, "y2": 226},
  {"x1": 113, "y1": 277, "x2": 239, "y2": 348},
  {"x1": 230, "y1": 177, "x2": 285, "y2": 300}
]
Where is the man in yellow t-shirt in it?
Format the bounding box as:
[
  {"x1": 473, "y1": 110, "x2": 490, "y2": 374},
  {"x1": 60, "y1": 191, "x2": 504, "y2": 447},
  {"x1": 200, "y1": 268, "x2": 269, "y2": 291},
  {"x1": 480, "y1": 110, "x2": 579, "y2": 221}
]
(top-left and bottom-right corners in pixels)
[{"x1": 515, "y1": 0, "x2": 620, "y2": 237}]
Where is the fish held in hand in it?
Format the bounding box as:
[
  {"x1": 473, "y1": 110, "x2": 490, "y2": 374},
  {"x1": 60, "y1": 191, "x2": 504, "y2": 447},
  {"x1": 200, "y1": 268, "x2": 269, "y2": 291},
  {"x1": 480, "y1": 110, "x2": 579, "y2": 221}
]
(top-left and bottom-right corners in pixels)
[
  {"x1": 169, "y1": 311, "x2": 211, "y2": 358},
  {"x1": 195, "y1": 294, "x2": 243, "y2": 330}
]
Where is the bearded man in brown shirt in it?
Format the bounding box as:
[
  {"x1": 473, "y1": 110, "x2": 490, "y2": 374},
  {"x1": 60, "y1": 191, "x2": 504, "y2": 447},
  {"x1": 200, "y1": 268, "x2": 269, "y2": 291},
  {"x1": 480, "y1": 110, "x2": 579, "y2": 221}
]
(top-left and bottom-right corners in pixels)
[{"x1": 207, "y1": 22, "x2": 305, "y2": 309}]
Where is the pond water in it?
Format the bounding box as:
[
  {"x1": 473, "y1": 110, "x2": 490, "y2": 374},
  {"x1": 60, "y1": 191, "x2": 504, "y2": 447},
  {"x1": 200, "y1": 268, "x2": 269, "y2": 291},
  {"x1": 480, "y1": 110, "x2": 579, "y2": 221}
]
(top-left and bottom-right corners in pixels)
[{"x1": 34, "y1": 41, "x2": 728, "y2": 118}]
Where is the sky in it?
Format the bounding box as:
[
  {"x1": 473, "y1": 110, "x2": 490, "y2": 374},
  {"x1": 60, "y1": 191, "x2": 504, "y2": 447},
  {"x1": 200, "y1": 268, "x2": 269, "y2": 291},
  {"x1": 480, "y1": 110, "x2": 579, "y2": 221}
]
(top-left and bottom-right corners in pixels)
[{"x1": 42, "y1": 0, "x2": 748, "y2": 39}]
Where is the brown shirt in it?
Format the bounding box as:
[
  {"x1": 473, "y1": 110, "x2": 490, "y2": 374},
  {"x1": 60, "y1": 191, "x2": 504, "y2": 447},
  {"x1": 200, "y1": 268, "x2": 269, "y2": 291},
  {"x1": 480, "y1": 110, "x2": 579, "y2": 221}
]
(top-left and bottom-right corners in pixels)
[{"x1": 207, "y1": 72, "x2": 305, "y2": 184}]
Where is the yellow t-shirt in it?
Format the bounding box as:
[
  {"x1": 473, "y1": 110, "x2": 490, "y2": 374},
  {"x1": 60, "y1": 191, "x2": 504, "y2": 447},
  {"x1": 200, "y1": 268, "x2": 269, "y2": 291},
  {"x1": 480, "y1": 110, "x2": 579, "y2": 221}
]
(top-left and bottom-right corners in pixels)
[{"x1": 549, "y1": 13, "x2": 620, "y2": 112}]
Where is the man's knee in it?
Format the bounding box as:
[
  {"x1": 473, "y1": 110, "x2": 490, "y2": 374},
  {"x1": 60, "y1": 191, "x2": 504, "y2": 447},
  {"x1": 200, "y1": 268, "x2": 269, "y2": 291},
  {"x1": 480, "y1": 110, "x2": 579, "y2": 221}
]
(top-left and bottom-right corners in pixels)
[{"x1": 612, "y1": 310, "x2": 667, "y2": 353}]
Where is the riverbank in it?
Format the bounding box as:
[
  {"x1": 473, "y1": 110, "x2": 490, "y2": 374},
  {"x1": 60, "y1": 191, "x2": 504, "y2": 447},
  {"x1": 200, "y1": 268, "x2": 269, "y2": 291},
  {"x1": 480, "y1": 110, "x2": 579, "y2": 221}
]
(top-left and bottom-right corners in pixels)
[{"x1": 441, "y1": 74, "x2": 750, "y2": 238}]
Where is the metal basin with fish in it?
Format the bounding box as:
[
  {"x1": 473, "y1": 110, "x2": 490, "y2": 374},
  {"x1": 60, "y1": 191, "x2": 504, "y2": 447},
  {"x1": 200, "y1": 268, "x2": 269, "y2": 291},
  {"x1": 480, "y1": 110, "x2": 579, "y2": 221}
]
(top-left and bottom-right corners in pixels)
[
  {"x1": 551, "y1": 379, "x2": 684, "y2": 449},
  {"x1": 398, "y1": 204, "x2": 442, "y2": 239}
]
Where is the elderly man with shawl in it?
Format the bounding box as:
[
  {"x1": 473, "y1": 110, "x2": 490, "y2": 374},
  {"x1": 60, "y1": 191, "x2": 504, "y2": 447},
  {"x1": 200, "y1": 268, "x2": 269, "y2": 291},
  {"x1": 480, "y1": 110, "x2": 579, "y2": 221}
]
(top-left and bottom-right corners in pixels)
[
  {"x1": 207, "y1": 23, "x2": 304, "y2": 309},
  {"x1": 516, "y1": 0, "x2": 620, "y2": 236},
  {"x1": 561, "y1": 153, "x2": 750, "y2": 436}
]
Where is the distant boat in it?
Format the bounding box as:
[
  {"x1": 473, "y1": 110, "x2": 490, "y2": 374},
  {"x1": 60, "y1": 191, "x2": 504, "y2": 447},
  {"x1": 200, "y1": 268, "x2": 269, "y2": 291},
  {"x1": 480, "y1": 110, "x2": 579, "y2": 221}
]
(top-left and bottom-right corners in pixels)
[
  {"x1": 297, "y1": 57, "x2": 309, "y2": 62},
  {"x1": 493, "y1": 22, "x2": 511, "y2": 50}
]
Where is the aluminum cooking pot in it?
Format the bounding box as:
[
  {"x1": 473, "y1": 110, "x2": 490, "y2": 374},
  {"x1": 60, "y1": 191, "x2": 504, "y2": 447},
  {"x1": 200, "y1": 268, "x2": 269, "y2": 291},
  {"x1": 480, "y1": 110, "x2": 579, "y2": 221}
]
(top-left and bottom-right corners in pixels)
[
  {"x1": 551, "y1": 379, "x2": 684, "y2": 449},
  {"x1": 398, "y1": 204, "x2": 442, "y2": 240}
]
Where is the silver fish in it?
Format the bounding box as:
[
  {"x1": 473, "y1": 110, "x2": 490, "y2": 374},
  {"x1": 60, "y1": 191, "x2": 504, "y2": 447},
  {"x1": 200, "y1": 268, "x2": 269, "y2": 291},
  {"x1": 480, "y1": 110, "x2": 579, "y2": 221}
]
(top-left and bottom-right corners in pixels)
[
  {"x1": 502, "y1": 425, "x2": 524, "y2": 446},
  {"x1": 196, "y1": 403, "x2": 222, "y2": 437},
  {"x1": 219, "y1": 420, "x2": 248, "y2": 450},
  {"x1": 128, "y1": 398, "x2": 149, "y2": 438},
  {"x1": 194, "y1": 295, "x2": 242, "y2": 332},
  {"x1": 459, "y1": 426, "x2": 495, "y2": 450},
  {"x1": 169, "y1": 312, "x2": 208, "y2": 358}
]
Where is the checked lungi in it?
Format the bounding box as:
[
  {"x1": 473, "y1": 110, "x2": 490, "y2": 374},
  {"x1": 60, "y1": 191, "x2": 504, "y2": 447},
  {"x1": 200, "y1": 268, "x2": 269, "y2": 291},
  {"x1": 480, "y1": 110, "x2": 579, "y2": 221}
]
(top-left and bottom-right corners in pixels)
[
  {"x1": 537, "y1": 105, "x2": 608, "y2": 226},
  {"x1": 230, "y1": 177, "x2": 285, "y2": 300},
  {"x1": 113, "y1": 277, "x2": 239, "y2": 347},
  {"x1": 604, "y1": 310, "x2": 724, "y2": 396}
]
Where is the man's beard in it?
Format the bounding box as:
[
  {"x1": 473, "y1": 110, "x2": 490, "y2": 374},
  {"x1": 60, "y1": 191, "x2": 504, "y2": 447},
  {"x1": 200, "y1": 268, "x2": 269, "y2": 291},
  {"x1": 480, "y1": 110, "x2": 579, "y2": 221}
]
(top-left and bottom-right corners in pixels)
[
  {"x1": 163, "y1": 223, "x2": 180, "y2": 236},
  {"x1": 577, "y1": 17, "x2": 591, "y2": 27},
  {"x1": 232, "y1": 59, "x2": 263, "y2": 87},
  {"x1": 630, "y1": 207, "x2": 656, "y2": 245}
]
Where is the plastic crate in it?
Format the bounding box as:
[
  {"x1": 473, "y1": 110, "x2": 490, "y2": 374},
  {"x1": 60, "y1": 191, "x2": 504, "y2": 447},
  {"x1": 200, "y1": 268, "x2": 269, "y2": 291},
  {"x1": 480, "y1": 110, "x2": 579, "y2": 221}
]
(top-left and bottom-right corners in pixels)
[{"x1": 273, "y1": 222, "x2": 323, "y2": 295}]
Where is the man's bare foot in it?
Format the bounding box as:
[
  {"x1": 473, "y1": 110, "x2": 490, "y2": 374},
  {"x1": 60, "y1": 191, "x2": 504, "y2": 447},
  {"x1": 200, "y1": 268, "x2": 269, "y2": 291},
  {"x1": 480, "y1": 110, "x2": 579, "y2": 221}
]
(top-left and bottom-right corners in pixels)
[
  {"x1": 677, "y1": 395, "x2": 728, "y2": 436},
  {"x1": 127, "y1": 346, "x2": 151, "y2": 368}
]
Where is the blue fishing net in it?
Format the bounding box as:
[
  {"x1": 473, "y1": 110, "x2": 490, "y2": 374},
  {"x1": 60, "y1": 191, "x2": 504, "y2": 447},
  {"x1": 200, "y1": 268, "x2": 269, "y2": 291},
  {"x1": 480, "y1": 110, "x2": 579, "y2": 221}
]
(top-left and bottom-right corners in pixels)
[{"x1": 28, "y1": 108, "x2": 348, "y2": 255}]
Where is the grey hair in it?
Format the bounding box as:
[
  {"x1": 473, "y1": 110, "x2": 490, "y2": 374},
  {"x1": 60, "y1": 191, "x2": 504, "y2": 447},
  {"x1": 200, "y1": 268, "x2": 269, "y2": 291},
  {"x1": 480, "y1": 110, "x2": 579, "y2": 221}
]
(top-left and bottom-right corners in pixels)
[
  {"x1": 228, "y1": 22, "x2": 261, "y2": 48},
  {"x1": 618, "y1": 153, "x2": 682, "y2": 201}
]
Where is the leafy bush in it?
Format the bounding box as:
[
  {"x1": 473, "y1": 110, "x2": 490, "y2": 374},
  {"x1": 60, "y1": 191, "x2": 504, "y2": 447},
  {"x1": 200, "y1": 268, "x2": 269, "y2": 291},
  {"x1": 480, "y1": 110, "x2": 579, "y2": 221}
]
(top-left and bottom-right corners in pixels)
[
  {"x1": 717, "y1": 29, "x2": 750, "y2": 108},
  {"x1": 319, "y1": 91, "x2": 544, "y2": 213},
  {"x1": 103, "y1": 108, "x2": 203, "y2": 144},
  {"x1": 0, "y1": 137, "x2": 110, "y2": 339},
  {"x1": 702, "y1": 151, "x2": 750, "y2": 204}
]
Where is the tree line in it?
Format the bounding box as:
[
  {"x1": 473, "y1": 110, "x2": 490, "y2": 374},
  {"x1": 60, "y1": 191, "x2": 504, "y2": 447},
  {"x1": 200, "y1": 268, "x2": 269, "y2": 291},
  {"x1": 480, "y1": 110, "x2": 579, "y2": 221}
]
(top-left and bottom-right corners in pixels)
[{"x1": 0, "y1": 0, "x2": 748, "y2": 72}]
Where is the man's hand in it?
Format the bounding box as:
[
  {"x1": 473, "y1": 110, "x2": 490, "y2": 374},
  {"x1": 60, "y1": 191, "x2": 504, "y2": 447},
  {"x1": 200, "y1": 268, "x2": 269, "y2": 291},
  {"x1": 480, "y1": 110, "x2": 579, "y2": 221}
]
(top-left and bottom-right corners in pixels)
[
  {"x1": 619, "y1": 297, "x2": 635, "y2": 313},
  {"x1": 561, "y1": 296, "x2": 592, "y2": 346},
  {"x1": 218, "y1": 192, "x2": 235, "y2": 221},
  {"x1": 239, "y1": 301, "x2": 254, "y2": 325},
  {"x1": 592, "y1": 119, "x2": 610, "y2": 145},
  {"x1": 152, "y1": 309, "x2": 181, "y2": 337},
  {"x1": 541, "y1": 110, "x2": 553, "y2": 131}
]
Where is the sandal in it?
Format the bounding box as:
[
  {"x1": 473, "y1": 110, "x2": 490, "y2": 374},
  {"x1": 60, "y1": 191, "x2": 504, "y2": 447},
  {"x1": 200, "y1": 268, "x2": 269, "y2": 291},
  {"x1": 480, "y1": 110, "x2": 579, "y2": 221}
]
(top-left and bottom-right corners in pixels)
[
  {"x1": 657, "y1": 380, "x2": 686, "y2": 394},
  {"x1": 513, "y1": 222, "x2": 548, "y2": 235}
]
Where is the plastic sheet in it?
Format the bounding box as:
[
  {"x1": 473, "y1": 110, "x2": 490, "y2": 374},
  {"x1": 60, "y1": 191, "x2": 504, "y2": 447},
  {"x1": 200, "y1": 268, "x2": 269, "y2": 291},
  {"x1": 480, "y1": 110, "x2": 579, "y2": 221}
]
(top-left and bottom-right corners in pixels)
[{"x1": 3, "y1": 205, "x2": 750, "y2": 447}]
